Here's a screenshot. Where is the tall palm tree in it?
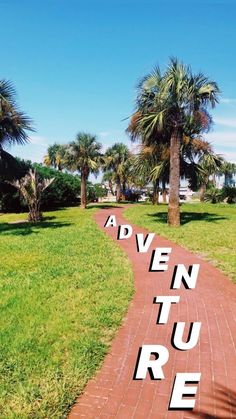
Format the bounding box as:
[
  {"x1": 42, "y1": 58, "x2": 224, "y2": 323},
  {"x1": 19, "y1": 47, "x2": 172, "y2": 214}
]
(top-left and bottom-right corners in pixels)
[
  {"x1": 44, "y1": 143, "x2": 65, "y2": 171},
  {"x1": 131, "y1": 58, "x2": 220, "y2": 226},
  {"x1": 0, "y1": 80, "x2": 33, "y2": 175},
  {"x1": 65, "y1": 133, "x2": 102, "y2": 209},
  {"x1": 104, "y1": 143, "x2": 130, "y2": 202}
]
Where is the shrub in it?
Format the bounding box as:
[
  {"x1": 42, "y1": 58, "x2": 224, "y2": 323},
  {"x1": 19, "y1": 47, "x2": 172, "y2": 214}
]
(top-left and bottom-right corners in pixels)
[
  {"x1": 221, "y1": 186, "x2": 236, "y2": 204},
  {"x1": 33, "y1": 164, "x2": 81, "y2": 209},
  {"x1": 204, "y1": 187, "x2": 223, "y2": 204}
]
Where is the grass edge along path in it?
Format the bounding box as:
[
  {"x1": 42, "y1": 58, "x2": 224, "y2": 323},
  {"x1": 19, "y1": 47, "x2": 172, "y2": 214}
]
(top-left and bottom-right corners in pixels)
[
  {"x1": 124, "y1": 202, "x2": 236, "y2": 282},
  {"x1": 0, "y1": 207, "x2": 133, "y2": 418}
]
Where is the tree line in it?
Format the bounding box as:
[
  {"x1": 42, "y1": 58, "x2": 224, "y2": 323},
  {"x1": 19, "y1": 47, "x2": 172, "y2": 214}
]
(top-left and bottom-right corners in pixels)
[{"x1": 1, "y1": 58, "x2": 236, "y2": 225}]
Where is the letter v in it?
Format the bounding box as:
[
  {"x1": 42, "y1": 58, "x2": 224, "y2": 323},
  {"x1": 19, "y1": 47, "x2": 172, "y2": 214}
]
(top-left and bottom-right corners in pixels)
[{"x1": 136, "y1": 233, "x2": 155, "y2": 253}]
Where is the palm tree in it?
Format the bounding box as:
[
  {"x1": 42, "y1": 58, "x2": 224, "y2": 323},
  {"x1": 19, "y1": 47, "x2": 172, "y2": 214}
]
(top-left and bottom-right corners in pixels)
[
  {"x1": 134, "y1": 144, "x2": 165, "y2": 204},
  {"x1": 10, "y1": 169, "x2": 54, "y2": 222},
  {"x1": 44, "y1": 143, "x2": 65, "y2": 171},
  {"x1": 104, "y1": 143, "x2": 130, "y2": 202},
  {"x1": 130, "y1": 58, "x2": 220, "y2": 226},
  {"x1": 65, "y1": 133, "x2": 102, "y2": 209},
  {"x1": 102, "y1": 171, "x2": 115, "y2": 195},
  {"x1": 198, "y1": 152, "x2": 224, "y2": 201},
  {"x1": 220, "y1": 161, "x2": 236, "y2": 187},
  {"x1": 0, "y1": 79, "x2": 33, "y2": 174}
]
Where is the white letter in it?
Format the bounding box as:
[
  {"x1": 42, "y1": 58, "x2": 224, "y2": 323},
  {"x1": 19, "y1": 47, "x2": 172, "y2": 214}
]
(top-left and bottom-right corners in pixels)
[
  {"x1": 154, "y1": 296, "x2": 180, "y2": 324},
  {"x1": 171, "y1": 264, "x2": 200, "y2": 289},
  {"x1": 134, "y1": 345, "x2": 169, "y2": 380},
  {"x1": 117, "y1": 224, "x2": 133, "y2": 239},
  {"x1": 169, "y1": 373, "x2": 201, "y2": 410},
  {"x1": 104, "y1": 215, "x2": 117, "y2": 227},
  {"x1": 171, "y1": 322, "x2": 201, "y2": 350},
  {"x1": 136, "y1": 233, "x2": 155, "y2": 253},
  {"x1": 149, "y1": 248, "x2": 172, "y2": 272}
]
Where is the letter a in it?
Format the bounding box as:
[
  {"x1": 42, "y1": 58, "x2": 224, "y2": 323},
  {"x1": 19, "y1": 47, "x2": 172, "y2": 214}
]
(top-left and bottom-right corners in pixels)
[{"x1": 104, "y1": 215, "x2": 117, "y2": 227}]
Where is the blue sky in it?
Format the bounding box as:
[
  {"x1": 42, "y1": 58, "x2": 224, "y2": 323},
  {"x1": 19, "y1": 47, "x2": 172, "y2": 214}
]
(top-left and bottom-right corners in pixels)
[{"x1": 1, "y1": 0, "x2": 236, "y2": 164}]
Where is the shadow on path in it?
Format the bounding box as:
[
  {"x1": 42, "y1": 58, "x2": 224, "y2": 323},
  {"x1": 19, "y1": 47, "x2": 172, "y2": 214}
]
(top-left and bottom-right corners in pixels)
[
  {"x1": 191, "y1": 383, "x2": 236, "y2": 418},
  {"x1": 147, "y1": 211, "x2": 227, "y2": 225},
  {"x1": 87, "y1": 204, "x2": 122, "y2": 210}
]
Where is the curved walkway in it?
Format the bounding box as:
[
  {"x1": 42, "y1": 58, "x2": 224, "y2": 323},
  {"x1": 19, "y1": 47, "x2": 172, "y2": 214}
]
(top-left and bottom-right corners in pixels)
[{"x1": 69, "y1": 206, "x2": 236, "y2": 419}]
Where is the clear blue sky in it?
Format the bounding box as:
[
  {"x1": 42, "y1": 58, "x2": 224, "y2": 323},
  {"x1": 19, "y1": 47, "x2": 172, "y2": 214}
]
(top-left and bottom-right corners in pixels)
[{"x1": 1, "y1": 0, "x2": 236, "y2": 164}]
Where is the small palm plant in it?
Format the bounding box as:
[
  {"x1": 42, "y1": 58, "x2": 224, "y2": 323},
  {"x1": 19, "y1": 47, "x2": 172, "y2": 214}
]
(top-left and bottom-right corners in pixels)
[
  {"x1": 10, "y1": 169, "x2": 54, "y2": 222},
  {"x1": 204, "y1": 187, "x2": 223, "y2": 204}
]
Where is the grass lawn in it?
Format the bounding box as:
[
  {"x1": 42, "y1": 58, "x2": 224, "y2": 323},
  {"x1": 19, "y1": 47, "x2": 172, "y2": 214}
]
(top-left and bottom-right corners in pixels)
[
  {"x1": 0, "y1": 207, "x2": 133, "y2": 418},
  {"x1": 124, "y1": 202, "x2": 236, "y2": 281}
]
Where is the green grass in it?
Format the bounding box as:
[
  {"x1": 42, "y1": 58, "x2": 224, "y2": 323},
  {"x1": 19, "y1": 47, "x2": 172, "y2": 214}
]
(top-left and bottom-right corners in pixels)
[
  {"x1": 0, "y1": 207, "x2": 133, "y2": 418},
  {"x1": 124, "y1": 202, "x2": 236, "y2": 281}
]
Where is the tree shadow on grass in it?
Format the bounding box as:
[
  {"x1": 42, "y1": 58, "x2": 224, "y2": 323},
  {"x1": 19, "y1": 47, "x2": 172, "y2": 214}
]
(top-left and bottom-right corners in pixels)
[
  {"x1": 190, "y1": 383, "x2": 236, "y2": 418},
  {"x1": 87, "y1": 204, "x2": 122, "y2": 210},
  {"x1": 147, "y1": 211, "x2": 227, "y2": 225},
  {"x1": 87, "y1": 201, "x2": 139, "y2": 210},
  {"x1": 0, "y1": 219, "x2": 72, "y2": 236}
]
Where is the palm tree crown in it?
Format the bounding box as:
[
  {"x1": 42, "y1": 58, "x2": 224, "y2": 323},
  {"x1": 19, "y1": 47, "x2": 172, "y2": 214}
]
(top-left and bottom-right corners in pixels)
[
  {"x1": 44, "y1": 143, "x2": 65, "y2": 171},
  {"x1": 67, "y1": 133, "x2": 102, "y2": 176},
  {"x1": 136, "y1": 59, "x2": 219, "y2": 138},
  {"x1": 0, "y1": 79, "x2": 33, "y2": 147}
]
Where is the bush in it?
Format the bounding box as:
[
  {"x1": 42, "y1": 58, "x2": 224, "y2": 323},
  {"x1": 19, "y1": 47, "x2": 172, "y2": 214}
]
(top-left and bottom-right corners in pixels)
[
  {"x1": 222, "y1": 186, "x2": 236, "y2": 204},
  {"x1": 33, "y1": 164, "x2": 81, "y2": 209},
  {"x1": 0, "y1": 158, "x2": 31, "y2": 212},
  {"x1": 87, "y1": 183, "x2": 108, "y2": 202},
  {"x1": 0, "y1": 162, "x2": 81, "y2": 212},
  {"x1": 0, "y1": 160, "x2": 107, "y2": 212}
]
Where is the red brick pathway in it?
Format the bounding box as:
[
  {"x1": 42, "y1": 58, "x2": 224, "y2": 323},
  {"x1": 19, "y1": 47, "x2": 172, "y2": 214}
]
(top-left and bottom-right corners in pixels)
[{"x1": 69, "y1": 206, "x2": 236, "y2": 418}]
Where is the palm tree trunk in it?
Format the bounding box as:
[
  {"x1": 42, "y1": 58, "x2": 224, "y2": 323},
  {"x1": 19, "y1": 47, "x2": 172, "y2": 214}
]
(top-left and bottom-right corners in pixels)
[
  {"x1": 168, "y1": 129, "x2": 181, "y2": 226},
  {"x1": 212, "y1": 173, "x2": 216, "y2": 187},
  {"x1": 81, "y1": 173, "x2": 87, "y2": 209},
  {"x1": 122, "y1": 181, "x2": 126, "y2": 194},
  {"x1": 28, "y1": 203, "x2": 42, "y2": 222},
  {"x1": 116, "y1": 179, "x2": 121, "y2": 202},
  {"x1": 199, "y1": 184, "x2": 206, "y2": 202},
  {"x1": 162, "y1": 181, "x2": 167, "y2": 203},
  {"x1": 109, "y1": 180, "x2": 114, "y2": 195},
  {"x1": 152, "y1": 179, "x2": 159, "y2": 205}
]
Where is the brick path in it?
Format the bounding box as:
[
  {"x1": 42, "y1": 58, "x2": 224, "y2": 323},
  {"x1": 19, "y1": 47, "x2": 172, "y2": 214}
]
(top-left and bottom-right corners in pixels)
[{"x1": 69, "y1": 206, "x2": 236, "y2": 419}]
